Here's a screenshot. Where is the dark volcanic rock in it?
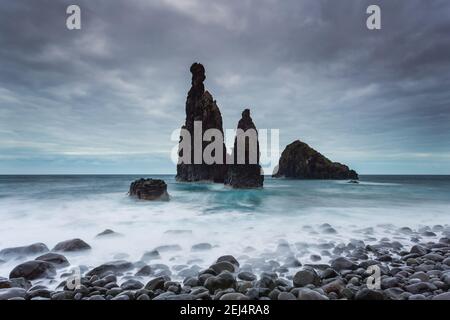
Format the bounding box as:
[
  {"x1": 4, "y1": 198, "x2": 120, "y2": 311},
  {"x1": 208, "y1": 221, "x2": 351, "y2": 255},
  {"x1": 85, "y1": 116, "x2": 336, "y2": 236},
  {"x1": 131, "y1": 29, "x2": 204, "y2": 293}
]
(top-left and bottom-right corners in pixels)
[
  {"x1": 191, "y1": 243, "x2": 213, "y2": 251},
  {"x1": 140, "y1": 250, "x2": 161, "y2": 262},
  {"x1": 35, "y1": 253, "x2": 69, "y2": 268},
  {"x1": 145, "y1": 276, "x2": 167, "y2": 291},
  {"x1": 135, "y1": 265, "x2": 153, "y2": 277},
  {"x1": 293, "y1": 268, "x2": 321, "y2": 287},
  {"x1": 331, "y1": 257, "x2": 358, "y2": 271},
  {"x1": 216, "y1": 255, "x2": 240, "y2": 268},
  {"x1": 86, "y1": 260, "x2": 133, "y2": 278},
  {"x1": 52, "y1": 239, "x2": 91, "y2": 252},
  {"x1": 0, "y1": 243, "x2": 49, "y2": 260},
  {"x1": 273, "y1": 140, "x2": 358, "y2": 179},
  {"x1": 96, "y1": 229, "x2": 120, "y2": 237},
  {"x1": 129, "y1": 179, "x2": 169, "y2": 201},
  {"x1": 9, "y1": 261, "x2": 56, "y2": 280},
  {"x1": 204, "y1": 271, "x2": 236, "y2": 293},
  {"x1": 0, "y1": 288, "x2": 27, "y2": 300},
  {"x1": 225, "y1": 109, "x2": 264, "y2": 188},
  {"x1": 355, "y1": 289, "x2": 384, "y2": 300},
  {"x1": 0, "y1": 278, "x2": 31, "y2": 290},
  {"x1": 176, "y1": 63, "x2": 227, "y2": 183}
]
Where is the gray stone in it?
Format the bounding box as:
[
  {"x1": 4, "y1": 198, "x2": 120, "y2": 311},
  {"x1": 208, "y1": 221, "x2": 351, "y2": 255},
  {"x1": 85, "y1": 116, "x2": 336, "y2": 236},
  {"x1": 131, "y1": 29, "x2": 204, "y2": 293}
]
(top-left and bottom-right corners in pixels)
[
  {"x1": 432, "y1": 292, "x2": 450, "y2": 300},
  {"x1": 297, "y1": 288, "x2": 328, "y2": 300},
  {"x1": 278, "y1": 292, "x2": 297, "y2": 300},
  {"x1": 154, "y1": 244, "x2": 182, "y2": 252},
  {"x1": 52, "y1": 239, "x2": 91, "y2": 252},
  {"x1": 321, "y1": 279, "x2": 345, "y2": 294},
  {"x1": 9, "y1": 260, "x2": 56, "y2": 280},
  {"x1": 443, "y1": 257, "x2": 450, "y2": 266},
  {"x1": 398, "y1": 227, "x2": 413, "y2": 234},
  {"x1": 86, "y1": 260, "x2": 133, "y2": 277},
  {"x1": 35, "y1": 253, "x2": 69, "y2": 267},
  {"x1": 0, "y1": 243, "x2": 49, "y2": 260},
  {"x1": 422, "y1": 253, "x2": 444, "y2": 262},
  {"x1": 26, "y1": 288, "x2": 52, "y2": 299},
  {"x1": 237, "y1": 271, "x2": 256, "y2": 282},
  {"x1": 310, "y1": 254, "x2": 322, "y2": 262},
  {"x1": 191, "y1": 243, "x2": 213, "y2": 251},
  {"x1": 0, "y1": 288, "x2": 26, "y2": 300},
  {"x1": 135, "y1": 265, "x2": 153, "y2": 277},
  {"x1": 220, "y1": 293, "x2": 249, "y2": 300},
  {"x1": 381, "y1": 277, "x2": 400, "y2": 289},
  {"x1": 409, "y1": 294, "x2": 426, "y2": 300},
  {"x1": 410, "y1": 272, "x2": 429, "y2": 282},
  {"x1": 96, "y1": 229, "x2": 120, "y2": 237},
  {"x1": 204, "y1": 271, "x2": 236, "y2": 293},
  {"x1": 410, "y1": 245, "x2": 428, "y2": 256},
  {"x1": 216, "y1": 255, "x2": 240, "y2": 267},
  {"x1": 112, "y1": 295, "x2": 130, "y2": 300},
  {"x1": 137, "y1": 294, "x2": 150, "y2": 300},
  {"x1": 145, "y1": 276, "x2": 168, "y2": 291},
  {"x1": 355, "y1": 289, "x2": 384, "y2": 300},
  {"x1": 0, "y1": 277, "x2": 31, "y2": 290},
  {"x1": 405, "y1": 282, "x2": 437, "y2": 294},
  {"x1": 255, "y1": 274, "x2": 276, "y2": 290},
  {"x1": 140, "y1": 250, "x2": 161, "y2": 262},
  {"x1": 331, "y1": 257, "x2": 357, "y2": 271},
  {"x1": 320, "y1": 268, "x2": 339, "y2": 279},
  {"x1": 210, "y1": 261, "x2": 236, "y2": 274},
  {"x1": 121, "y1": 279, "x2": 144, "y2": 290},
  {"x1": 293, "y1": 269, "x2": 321, "y2": 287},
  {"x1": 384, "y1": 287, "x2": 405, "y2": 300}
]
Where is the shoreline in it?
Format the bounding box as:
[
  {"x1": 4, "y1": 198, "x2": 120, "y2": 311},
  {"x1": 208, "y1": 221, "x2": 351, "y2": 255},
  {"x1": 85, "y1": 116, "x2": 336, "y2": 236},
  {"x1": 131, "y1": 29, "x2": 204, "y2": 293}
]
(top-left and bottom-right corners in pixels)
[{"x1": 1, "y1": 225, "x2": 449, "y2": 300}]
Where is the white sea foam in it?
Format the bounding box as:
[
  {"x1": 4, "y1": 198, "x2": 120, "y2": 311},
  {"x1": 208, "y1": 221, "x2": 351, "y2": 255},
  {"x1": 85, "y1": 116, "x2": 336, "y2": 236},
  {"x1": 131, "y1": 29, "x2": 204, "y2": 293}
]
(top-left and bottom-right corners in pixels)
[{"x1": 0, "y1": 175, "x2": 449, "y2": 288}]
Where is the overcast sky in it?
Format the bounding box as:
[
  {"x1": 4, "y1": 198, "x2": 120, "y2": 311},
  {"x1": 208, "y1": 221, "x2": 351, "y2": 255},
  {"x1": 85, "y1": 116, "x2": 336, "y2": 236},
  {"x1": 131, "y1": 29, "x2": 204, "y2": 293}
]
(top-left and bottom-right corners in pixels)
[{"x1": 1, "y1": 0, "x2": 449, "y2": 174}]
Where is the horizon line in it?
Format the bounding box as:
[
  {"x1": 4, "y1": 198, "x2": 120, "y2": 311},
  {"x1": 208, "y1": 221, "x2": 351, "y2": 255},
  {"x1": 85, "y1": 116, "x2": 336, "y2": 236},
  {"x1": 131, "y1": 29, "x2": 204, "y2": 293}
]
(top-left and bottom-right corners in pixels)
[{"x1": 1, "y1": 173, "x2": 449, "y2": 176}]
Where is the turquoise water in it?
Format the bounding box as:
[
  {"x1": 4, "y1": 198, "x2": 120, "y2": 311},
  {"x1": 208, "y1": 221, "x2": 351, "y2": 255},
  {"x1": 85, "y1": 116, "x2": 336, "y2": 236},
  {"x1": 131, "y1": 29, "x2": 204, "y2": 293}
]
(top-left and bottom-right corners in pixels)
[{"x1": 0, "y1": 175, "x2": 449, "y2": 282}]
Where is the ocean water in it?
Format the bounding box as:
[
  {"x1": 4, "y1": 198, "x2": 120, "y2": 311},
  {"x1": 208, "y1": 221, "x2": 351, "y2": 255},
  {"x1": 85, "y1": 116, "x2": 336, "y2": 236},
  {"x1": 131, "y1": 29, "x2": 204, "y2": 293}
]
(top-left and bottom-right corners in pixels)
[{"x1": 0, "y1": 175, "x2": 449, "y2": 285}]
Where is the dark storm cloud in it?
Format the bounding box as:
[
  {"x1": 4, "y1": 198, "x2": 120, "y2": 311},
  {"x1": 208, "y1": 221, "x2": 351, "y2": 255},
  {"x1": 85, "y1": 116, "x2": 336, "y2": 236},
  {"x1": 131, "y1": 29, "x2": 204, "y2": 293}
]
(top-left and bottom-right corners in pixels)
[{"x1": 0, "y1": 0, "x2": 449, "y2": 174}]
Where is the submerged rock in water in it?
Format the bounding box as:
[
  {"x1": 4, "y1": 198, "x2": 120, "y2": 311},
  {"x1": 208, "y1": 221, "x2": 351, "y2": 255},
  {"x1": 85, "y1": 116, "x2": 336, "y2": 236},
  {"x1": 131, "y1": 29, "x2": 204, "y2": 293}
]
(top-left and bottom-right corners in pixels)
[
  {"x1": 0, "y1": 243, "x2": 49, "y2": 260},
  {"x1": 52, "y1": 239, "x2": 91, "y2": 252},
  {"x1": 86, "y1": 260, "x2": 133, "y2": 278},
  {"x1": 225, "y1": 109, "x2": 264, "y2": 189},
  {"x1": 273, "y1": 140, "x2": 358, "y2": 180},
  {"x1": 96, "y1": 229, "x2": 121, "y2": 238},
  {"x1": 35, "y1": 253, "x2": 69, "y2": 268},
  {"x1": 129, "y1": 178, "x2": 169, "y2": 201},
  {"x1": 176, "y1": 63, "x2": 227, "y2": 183}
]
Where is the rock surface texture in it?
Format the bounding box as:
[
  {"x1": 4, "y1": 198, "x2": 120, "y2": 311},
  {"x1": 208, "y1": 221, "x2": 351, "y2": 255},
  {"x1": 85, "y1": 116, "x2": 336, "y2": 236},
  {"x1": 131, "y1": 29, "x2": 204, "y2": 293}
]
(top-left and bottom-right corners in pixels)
[
  {"x1": 273, "y1": 140, "x2": 358, "y2": 180},
  {"x1": 225, "y1": 109, "x2": 264, "y2": 188},
  {"x1": 176, "y1": 63, "x2": 227, "y2": 183},
  {"x1": 129, "y1": 179, "x2": 169, "y2": 201}
]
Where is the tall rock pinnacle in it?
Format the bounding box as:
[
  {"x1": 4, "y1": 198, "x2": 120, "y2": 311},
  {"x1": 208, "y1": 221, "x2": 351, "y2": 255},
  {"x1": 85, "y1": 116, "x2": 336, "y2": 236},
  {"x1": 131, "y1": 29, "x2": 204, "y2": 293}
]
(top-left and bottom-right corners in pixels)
[
  {"x1": 176, "y1": 63, "x2": 227, "y2": 182},
  {"x1": 225, "y1": 109, "x2": 264, "y2": 188}
]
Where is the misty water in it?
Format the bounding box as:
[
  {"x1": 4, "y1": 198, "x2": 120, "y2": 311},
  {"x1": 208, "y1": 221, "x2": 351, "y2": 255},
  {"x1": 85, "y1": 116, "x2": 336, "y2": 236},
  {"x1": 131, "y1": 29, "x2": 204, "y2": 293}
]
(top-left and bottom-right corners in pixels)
[{"x1": 0, "y1": 175, "x2": 449, "y2": 287}]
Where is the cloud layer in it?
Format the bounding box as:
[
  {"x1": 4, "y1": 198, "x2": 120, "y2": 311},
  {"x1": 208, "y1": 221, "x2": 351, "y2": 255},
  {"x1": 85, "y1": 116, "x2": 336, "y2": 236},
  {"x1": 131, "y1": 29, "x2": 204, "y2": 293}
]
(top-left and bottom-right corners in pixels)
[{"x1": 1, "y1": 0, "x2": 450, "y2": 174}]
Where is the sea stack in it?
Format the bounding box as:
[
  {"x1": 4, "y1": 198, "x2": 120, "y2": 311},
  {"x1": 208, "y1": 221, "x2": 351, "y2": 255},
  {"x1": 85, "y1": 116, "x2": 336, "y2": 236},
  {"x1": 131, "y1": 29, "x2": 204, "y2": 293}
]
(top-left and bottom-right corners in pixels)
[
  {"x1": 225, "y1": 109, "x2": 264, "y2": 188},
  {"x1": 273, "y1": 140, "x2": 358, "y2": 180},
  {"x1": 176, "y1": 63, "x2": 227, "y2": 183}
]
